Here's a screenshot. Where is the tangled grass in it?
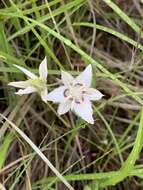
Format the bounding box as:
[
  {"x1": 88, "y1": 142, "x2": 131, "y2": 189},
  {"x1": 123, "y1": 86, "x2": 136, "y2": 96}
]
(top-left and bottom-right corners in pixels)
[{"x1": 1, "y1": 0, "x2": 143, "y2": 189}]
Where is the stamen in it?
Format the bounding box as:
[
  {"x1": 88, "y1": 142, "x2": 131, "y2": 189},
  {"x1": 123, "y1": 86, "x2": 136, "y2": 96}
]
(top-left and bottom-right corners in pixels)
[
  {"x1": 69, "y1": 97, "x2": 74, "y2": 101},
  {"x1": 74, "y1": 83, "x2": 83, "y2": 87},
  {"x1": 82, "y1": 90, "x2": 86, "y2": 94},
  {"x1": 75, "y1": 96, "x2": 84, "y2": 104},
  {"x1": 64, "y1": 89, "x2": 70, "y2": 97}
]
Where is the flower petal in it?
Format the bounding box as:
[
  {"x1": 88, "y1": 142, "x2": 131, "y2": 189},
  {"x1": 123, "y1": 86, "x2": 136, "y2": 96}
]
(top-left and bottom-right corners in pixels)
[
  {"x1": 39, "y1": 57, "x2": 48, "y2": 81},
  {"x1": 58, "y1": 100, "x2": 71, "y2": 115},
  {"x1": 8, "y1": 80, "x2": 30, "y2": 88},
  {"x1": 73, "y1": 98, "x2": 94, "y2": 124},
  {"x1": 41, "y1": 88, "x2": 48, "y2": 103},
  {"x1": 75, "y1": 65, "x2": 92, "y2": 87},
  {"x1": 15, "y1": 86, "x2": 37, "y2": 95},
  {"x1": 61, "y1": 70, "x2": 74, "y2": 86},
  {"x1": 14, "y1": 64, "x2": 37, "y2": 79},
  {"x1": 47, "y1": 86, "x2": 67, "y2": 103},
  {"x1": 87, "y1": 88, "x2": 104, "y2": 101}
]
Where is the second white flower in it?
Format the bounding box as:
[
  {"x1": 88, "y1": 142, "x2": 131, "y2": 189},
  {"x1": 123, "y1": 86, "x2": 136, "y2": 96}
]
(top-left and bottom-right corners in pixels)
[{"x1": 8, "y1": 57, "x2": 48, "y2": 102}]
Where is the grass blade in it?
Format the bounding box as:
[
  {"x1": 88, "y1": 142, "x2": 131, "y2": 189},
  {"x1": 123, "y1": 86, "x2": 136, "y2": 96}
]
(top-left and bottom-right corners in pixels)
[{"x1": 0, "y1": 114, "x2": 74, "y2": 190}]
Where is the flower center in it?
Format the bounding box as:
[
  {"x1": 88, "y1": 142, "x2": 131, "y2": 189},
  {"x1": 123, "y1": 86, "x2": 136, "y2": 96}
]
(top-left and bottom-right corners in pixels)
[
  {"x1": 64, "y1": 83, "x2": 85, "y2": 104},
  {"x1": 29, "y1": 78, "x2": 46, "y2": 91}
]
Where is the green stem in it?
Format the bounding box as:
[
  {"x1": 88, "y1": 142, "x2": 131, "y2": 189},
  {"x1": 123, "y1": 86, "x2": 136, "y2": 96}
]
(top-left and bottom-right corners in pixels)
[
  {"x1": 100, "y1": 107, "x2": 143, "y2": 188},
  {"x1": 33, "y1": 167, "x2": 143, "y2": 187}
]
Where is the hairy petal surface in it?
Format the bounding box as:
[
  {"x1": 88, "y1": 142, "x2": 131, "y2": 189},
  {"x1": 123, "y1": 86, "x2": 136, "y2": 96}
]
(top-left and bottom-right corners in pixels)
[
  {"x1": 39, "y1": 57, "x2": 48, "y2": 81},
  {"x1": 58, "y1": 100, "x2": 71, "y2": 115},
  {"x1": 15, "y1": 86, "x2": 37, "y2": 95},
  {"x1": 75, "y1": 65, "x2": 92, "y2": 87},
  {"x1": 73, "y1": 98, "x2": 94, "y2": 124},
  {"x1": 87, "y1": 88, "x2": 104, "y2": 101},
  {"x1": 61, "y1": 70, "x2": 74, "y2": 86},
  {"x1": 14, "y1": 64, "x2": 37, "y2": 79},
  {"x1": 8, "y1": 80, "x2": 30, "y2": 88},
  {"x1": 41, "y1": 88, "x2": 48, "y2": 103},
  {"x1": 47, "y1": 86, "x2": 67, "y2": 103}
]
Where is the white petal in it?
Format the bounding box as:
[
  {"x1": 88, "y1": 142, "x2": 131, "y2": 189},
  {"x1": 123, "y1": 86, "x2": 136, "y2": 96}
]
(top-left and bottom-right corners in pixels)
[
  {"x1": 15, "y1": 86, "x2": 37, "y2": 95},
  {"x1": 87, "y1": 88, "x2": 104, "y2": 101},
  {"x1": 75, "y1": 65, "x2": 92, "y2": 87},
  {"x1": 47, "y1": 86, "x2": 67, "y2": 103},
  {"x1": 73, "y1": 98, "x2": 94, "y2": 124},
  {"x1": 39, "y1": 57, "x2": 48, "y2": 81},
  {"x1": 8, "y1": 80, "x2": 30, "y2": 88},
  {"x1": 58, "y1": 101, "x2": 71, "y2": 115},
  {"x1": 41, "y1": 88, "x2": 48, "y2": 103},
  {"x1": 61, "y1": 70, "x2": 74, "y2": 86},
  {"x1": 14, "y1": 64, "x2": 37, "y2": 79}
]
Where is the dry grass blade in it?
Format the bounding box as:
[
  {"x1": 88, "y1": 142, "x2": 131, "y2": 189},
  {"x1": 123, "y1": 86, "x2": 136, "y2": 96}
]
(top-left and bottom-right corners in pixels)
[{"x1": 0, "y1": 114, "x2": 74, "y2": 190}]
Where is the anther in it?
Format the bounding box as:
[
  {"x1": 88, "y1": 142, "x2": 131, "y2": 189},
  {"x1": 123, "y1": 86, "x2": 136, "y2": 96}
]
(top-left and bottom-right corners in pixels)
[{"x1": 63, "y1": 89, "x2": 70, "y2": 97}]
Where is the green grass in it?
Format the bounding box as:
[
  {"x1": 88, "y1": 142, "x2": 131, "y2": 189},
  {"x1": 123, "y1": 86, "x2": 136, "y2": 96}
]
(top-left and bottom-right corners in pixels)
[{"x1": 0, "y1": 0, "x2": 143, "y2": 190}]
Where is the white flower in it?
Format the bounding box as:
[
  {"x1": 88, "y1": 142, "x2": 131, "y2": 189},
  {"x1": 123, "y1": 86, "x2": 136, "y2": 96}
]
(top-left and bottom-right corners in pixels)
[
  {"x1": 47, "y1": 65, "x2": 103, "y2": 124},
  {"x1": 8, "y1": 57, "x2": 48, "y2": 102}
]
